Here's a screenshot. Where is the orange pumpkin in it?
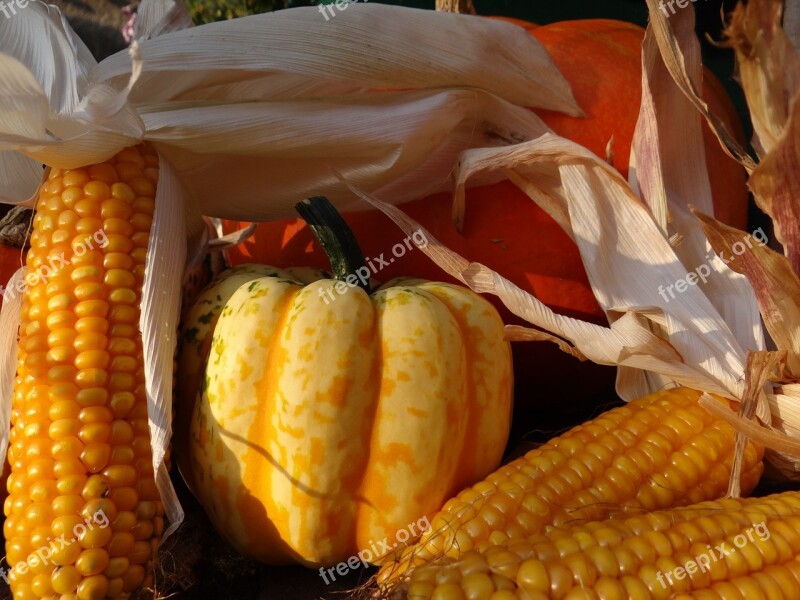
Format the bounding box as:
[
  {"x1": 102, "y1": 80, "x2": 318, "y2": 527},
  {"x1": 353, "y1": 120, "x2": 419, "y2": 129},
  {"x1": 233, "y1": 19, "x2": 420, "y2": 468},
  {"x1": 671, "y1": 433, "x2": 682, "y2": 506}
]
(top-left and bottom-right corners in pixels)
[{"x1": 222, "y1": 18, "x2": 750, "y2": 409}]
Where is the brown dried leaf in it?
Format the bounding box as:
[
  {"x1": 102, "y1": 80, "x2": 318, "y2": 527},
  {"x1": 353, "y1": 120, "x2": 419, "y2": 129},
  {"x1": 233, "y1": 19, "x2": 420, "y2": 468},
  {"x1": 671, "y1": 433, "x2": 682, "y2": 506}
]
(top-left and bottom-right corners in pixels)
[
  {"x1": 0, "y1": 269, "x2": 23, "y2": 476},
  {"x1": 644, "y1": 0, "x2": 755, "y2": 171},
  {"x1": 723, "y1": 0, "x2": 800, "y2": 153},
  {"x1": 632, "y1": 6, "x2": 713, "y2": 232},
  {"x1": 748, "y1": 96, "x2": 800, "y2": 275}
]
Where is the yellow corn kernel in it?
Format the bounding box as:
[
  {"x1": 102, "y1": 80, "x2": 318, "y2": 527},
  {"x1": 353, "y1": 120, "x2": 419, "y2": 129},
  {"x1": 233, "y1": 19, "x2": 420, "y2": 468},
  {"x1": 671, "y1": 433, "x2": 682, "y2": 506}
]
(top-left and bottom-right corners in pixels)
[
  {"x1": 75, "y1": 548, "x2": 110, "y2": 577},
  {"x1": 107, "y1": 532, "x2": 136, "y2": 558},
  {"x1": 76, "y1": 574, "x2": 110, "y2": 600},
  {"x1": 121, "y1": 564, "x2": 146, "y2": 592}
]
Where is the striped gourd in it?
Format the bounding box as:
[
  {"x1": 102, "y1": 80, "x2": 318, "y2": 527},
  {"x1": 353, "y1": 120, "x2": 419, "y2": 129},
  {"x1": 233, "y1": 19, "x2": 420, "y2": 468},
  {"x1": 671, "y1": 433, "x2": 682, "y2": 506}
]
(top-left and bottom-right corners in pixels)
[
  {"x1": 379, "y1": 388, "x2": 763, "y2": 581},
  {"x1": 4, "y1": 145, "x2": 163, "y2": 600},
  {"x1": 382, "y1": 490, "x2": 800, "y2": 599}
]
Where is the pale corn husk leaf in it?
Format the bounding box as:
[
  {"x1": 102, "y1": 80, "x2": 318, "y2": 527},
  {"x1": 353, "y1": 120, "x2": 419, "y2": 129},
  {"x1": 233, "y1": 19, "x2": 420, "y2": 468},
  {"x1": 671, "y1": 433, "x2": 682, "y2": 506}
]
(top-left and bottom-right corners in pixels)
[
  {"x1": 0, "y1": 0, "x2": 95, "y2": 115},
  {"x1": 0, "y1": 44, "x2": 144, "y2": 168},
  {"x1": 133, "y1": 0, "x2": 194, "y2": 42},
  {"x1": 771, "y1": 384, "x2": 800, "y2": 436},
  {"x1": 0, "y1": 3, "x2": 574, "y2": 211},
  {"x1": 695, "y1": 210, "x2": 800, "y2": 378},
  {"x1": 0, "y1": 151, "x2": 43, "y2": 206},
  {"x1": 631, "y1": 11, "x2": 712, "y2": 232},
  {"x1": 138, "y1": 90, "x2": 548, "y2": 218},
  {"x1": 642, "y1": 0, "x2": 755, "y2": 171},
  {"x1": 629, "y1": 6, "x2": 764, "y2": 397},
  {"x1": 0, "y1": 53, "x2": 51, "y2": 140},
  {"x1": 0, "y1": 269, "x2": 24, "y2": 477},
  {"x1": 339, "y1": 161, "x2": 743, "y2": 402},
  {"x1": 503, "y1": 325, "x2": 587, "y2": 361},
  {"x1": 141, "y1": 155, "x2": 187, "y2": 538},
  {"x1": 71, "y1": 43, "x2": 145, "y2": 128},
  {"x1": 96, "y1": 5, "x2": 581, "y2": 111},
  {"x1": 723, "y1": 0, "x2": 800, "y2": 155}
]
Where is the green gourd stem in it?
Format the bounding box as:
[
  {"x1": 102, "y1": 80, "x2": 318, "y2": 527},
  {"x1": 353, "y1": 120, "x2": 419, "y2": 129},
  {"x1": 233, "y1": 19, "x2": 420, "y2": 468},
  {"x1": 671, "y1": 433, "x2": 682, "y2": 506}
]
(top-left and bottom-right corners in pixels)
[{"x1": 295, "y1": 196, "x2": 371, "y2": 295}]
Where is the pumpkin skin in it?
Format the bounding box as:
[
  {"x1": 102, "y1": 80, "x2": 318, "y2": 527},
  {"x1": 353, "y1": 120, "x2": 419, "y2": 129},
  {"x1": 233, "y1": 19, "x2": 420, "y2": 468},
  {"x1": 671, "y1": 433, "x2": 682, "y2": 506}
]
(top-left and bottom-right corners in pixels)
[
  {"x1": 221, "y1": 18, "x2": 749, "y2": 410},
  {"x1": 180, "y1": 266, "x2": 513, "y2": 566}
]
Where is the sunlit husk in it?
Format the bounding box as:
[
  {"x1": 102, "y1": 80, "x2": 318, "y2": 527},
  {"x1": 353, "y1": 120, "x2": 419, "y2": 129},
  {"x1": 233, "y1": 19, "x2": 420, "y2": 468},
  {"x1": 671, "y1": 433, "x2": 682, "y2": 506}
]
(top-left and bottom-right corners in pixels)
[
  {"x1": 140, "y1": 156, "x2": 187, "y2": 537},
  {"x1": 0, "y1": 269, "x2": 23, "y2": 471},
  {"x1": 0, "y1": 2, "x2": 579, "y2": 207}
]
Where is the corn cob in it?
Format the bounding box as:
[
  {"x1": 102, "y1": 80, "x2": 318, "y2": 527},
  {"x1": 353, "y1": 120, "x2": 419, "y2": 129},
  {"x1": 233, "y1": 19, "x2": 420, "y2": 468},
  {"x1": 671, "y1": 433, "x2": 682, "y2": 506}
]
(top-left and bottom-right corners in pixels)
[
  {"x1": 382, "y1": 490, "x2": 800, "y2": 600},
  {"x1": 379, "y1": 388, "x2": 763, "y2": 582},
  {"x1": 4, "y1": 145, "x2": 163, "y2": 600}
]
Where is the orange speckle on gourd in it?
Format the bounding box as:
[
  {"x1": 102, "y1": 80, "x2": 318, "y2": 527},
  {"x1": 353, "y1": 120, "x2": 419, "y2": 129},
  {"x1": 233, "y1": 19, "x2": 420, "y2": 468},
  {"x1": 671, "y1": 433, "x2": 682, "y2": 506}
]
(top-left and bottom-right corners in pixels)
[
  {"x1": 236, "y1": 353, "x2": 254, "y2": 380},
  {"x1": 376, "y1": 442, "x2": 418, "y2": 469},
  {"x1": 309, "y1": 438, "x2": 325, "y2": 466},
  {"x1": 381, "y1": 377, "x2": 397, "y2": 396},
  {"x1": 407, "y1": 407, "x2": 428, "y2": 419}
]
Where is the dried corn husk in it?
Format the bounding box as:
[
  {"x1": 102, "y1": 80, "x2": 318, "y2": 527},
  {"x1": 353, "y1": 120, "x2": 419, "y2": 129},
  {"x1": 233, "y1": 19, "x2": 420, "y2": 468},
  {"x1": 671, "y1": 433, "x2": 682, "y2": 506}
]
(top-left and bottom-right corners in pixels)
[
  {"x1": 349, "y1": 0, "x2": 800, "y2": 482},
  {"x1": 0, "y1": 0, "x2": 583, "y2": 538},
  {"x1": 0, "y1": 269, "x2": 23, "y2": 473}
]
